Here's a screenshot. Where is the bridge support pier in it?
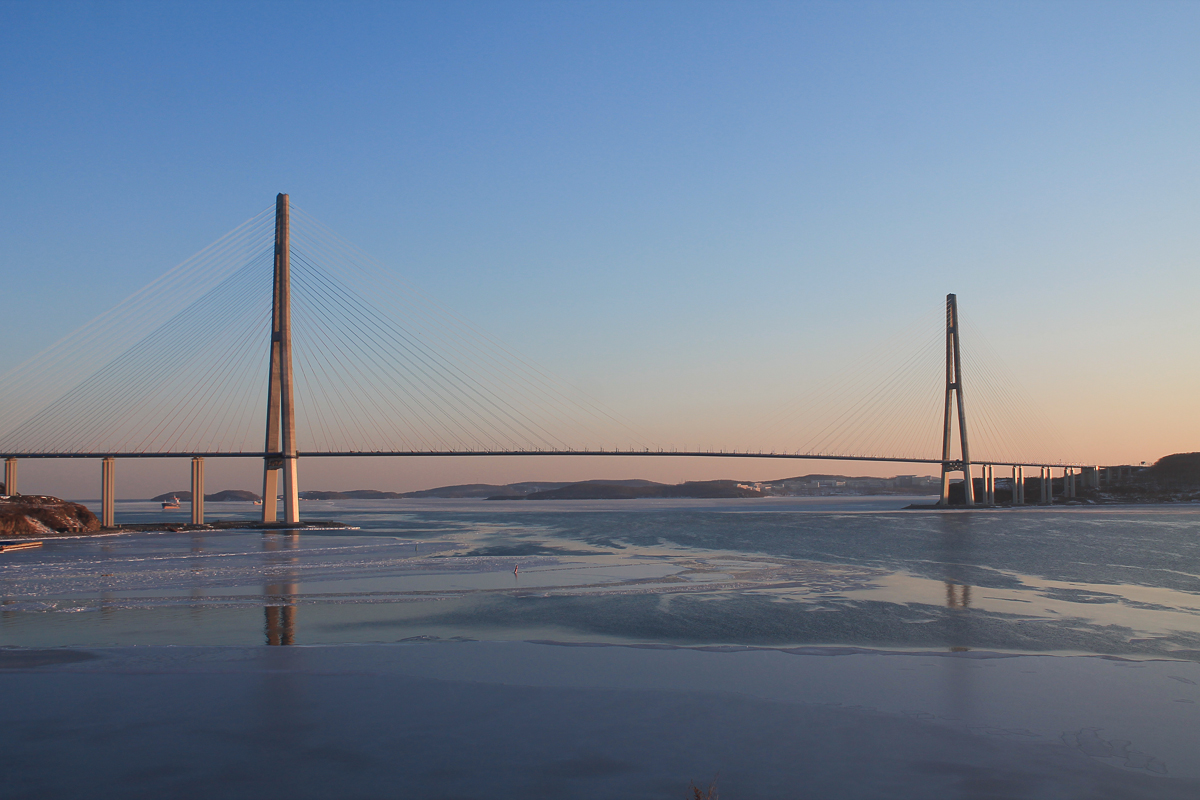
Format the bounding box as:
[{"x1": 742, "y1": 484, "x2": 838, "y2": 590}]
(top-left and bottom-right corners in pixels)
[
  {"x1": 985, "y1": 465, "x2": 994, "y2": 505},
  {"x1": 281, "y1": 458, "x2": 299, "y2": 523},
  {"x1": 1082, "y1": 466, "x2": 1097, "y2": 490},
  {"x1": 101, "y1": 457, "x2": 115, "y2": 528},
  {"x1": 4, "y1": 457, "x2": 16, "y2": 495},
  {"x1": 263, "y1": 465, "x2": 278, "y2": 522},
  {"x1": 191, "y1": 457, "x2": 205, "y2": 525}
]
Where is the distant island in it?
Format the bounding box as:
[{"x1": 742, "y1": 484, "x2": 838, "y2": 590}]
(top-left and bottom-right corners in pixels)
[
  {"x1": 143, "y1": 474, "x2": 940, "y2": 502},
  {"x1": 501, "y1": 479, "x2": 763, "y2": 500},
  {"x1": 299, "y1": 483, "x2": 569, "y2": 500},
  {"x1": 292, "y1": 474, "x2": 939, "y2": 501},
  {"x1": 151, "y1": 490, "x2": 260, "y2": 502},
  {"x1": 143, "y1": 454, "x2": 1200, "y2": 505}
]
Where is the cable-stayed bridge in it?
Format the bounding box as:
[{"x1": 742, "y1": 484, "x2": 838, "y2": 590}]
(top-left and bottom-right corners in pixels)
[{"x1": 1, "y1": 195, "x2": 1098, "y2": 526}]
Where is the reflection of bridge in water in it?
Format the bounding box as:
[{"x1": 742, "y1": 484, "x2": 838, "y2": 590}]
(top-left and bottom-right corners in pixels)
[
  {"x1": 945, "y1": 581, "x2": 971, "y2": 610},
  {"x1": 263, "y1": 533, "x2": 299, "y2": 646},
  {"x1": 1, "y1": 194, "x2": 1112, "y2": 525}
]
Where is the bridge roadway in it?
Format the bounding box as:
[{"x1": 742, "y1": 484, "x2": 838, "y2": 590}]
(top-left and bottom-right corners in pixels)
[
  {"x1": 0, "y1": 449, "x2": 1079, "y2": 468},
  {"x1": 5, "y1": 449, "x2": 1105, "y2": 527}
]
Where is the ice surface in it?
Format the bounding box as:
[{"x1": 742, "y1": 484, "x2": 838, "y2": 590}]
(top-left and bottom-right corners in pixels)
[
  {"x1": 4, "y1": 498, "x2": 1200, "y2": 656},
  {"x1": 7, "y1": 498, "x2": 1200, "y2": 797}
]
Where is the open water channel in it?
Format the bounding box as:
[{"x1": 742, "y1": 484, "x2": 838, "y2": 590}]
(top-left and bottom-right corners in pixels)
[{"x1": 3, "y1": 497, "x2": 1199, "y2": 798}]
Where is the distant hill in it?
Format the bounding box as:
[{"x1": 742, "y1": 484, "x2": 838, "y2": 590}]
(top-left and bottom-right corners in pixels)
[
  {"x1": 765, "y1": 474, "x2": 857, "y2": 483},
  {"x1": 297, "y1": 481, "x2": 660, "y2": 500},
  {"x1": 150, "y1": 490, "x2": 259, "y2": 502},
  {"x1": 512, "y1": 479, "x2": 762, "y2": 501},
  {"x1": 148, "y1": 473, "x2": 935, "y2": 504},
  {"x1": 400, "y1": 482, "x2": 570, "y2": 499},
  {"x1": 300, "y1": 489, "x2": 407, "y2": 500},
  {"x1": 1139, "y1": 453, "x2": 1200, "y2": 487}
]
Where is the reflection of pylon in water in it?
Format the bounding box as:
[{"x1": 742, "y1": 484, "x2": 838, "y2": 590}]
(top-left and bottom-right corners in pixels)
[{"x1": 945, "y1": 581, "x2": 971, "y2": 609}]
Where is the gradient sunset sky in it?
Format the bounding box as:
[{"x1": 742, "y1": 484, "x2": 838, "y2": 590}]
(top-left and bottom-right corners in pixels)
[{"x1": 2, "y1": 1, "x2": 1198, "y2": 497}]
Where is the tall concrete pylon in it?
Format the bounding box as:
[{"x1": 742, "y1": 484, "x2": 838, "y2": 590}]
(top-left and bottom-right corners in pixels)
[
  {"x1": 262, "y1": 193, "x2": 300, "y2": 524},
  {"x1": 938, "y1": 294, "x2": 974, "y2": 506}
]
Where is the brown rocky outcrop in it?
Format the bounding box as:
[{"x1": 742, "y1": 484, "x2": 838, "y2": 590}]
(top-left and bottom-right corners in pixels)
[{"x1": 0, "y1": 495, "x2": 101, "y2": 536}]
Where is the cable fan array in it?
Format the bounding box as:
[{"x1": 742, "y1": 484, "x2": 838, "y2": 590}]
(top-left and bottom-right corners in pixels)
[
  {"x1": 742, "y1": 301, "x2": 1079, "y2": 466},
  {"x1": 286, "y1": 207, "x2": 649, "y2": 453},
  {"x1": 0, "y1": 202, "x2": 1073, "y2": 465},
  {"x1": 0, "y1": 205, "x2": 650, "y2": 455},
  {"x1": 0, "y1": 209, "x2": 276, "y2": 454},
  {"x1": 957, "y1": 317, "x2": 1080, "y2": 466},
  {"x1": 744, "y1": 307, "x2": 946, "y2": 462}
]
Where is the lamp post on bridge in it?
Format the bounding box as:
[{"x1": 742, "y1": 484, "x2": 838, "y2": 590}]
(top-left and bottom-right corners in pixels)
[
  {"x1": 938, "y1": 294, "x2": 974, "y2": 506},
  {"x1": 261, "y1": 193, "x2": 300, "y2": 524}
]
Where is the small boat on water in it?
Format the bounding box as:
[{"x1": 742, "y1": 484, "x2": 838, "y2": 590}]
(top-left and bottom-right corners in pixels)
[
  {"x1": 162, "y1": 495, "x2": 182, "y2": 510},
  {"x1": 0, "y1": 540, "x2": 42, "y2": 553},
  {"x1": 253, "y1": 499, "x2": 263, "y2": 506}
]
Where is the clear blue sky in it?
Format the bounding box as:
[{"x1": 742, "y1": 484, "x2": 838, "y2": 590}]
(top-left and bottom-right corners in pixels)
[{"x1": 2, "y1": 1, "x2": 1199, "y2": 496}]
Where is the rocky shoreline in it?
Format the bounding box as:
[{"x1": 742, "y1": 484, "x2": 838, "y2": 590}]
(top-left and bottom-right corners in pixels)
[
  {"x1": 0, "y1": 494, "x2": 352, "y2": 536},
  {"x1": 0, "y1": 495, "x2": 100, "y2": 536}
]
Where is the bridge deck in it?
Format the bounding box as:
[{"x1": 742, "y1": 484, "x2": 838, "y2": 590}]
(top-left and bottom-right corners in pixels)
[{"x1": 0, "y1": 450, "x2": 1077, "y2": 467}]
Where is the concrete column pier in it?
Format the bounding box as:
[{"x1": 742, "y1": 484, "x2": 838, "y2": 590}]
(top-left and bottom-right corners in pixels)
[
  {"x1": 987, "y1": 465, "x2": 995, "y2": 505},
  {"x1": 282, "y1": 457, "x2": 299, "y2": 524},
  {"x1": 191, "y1": 457, "x2": 205, "y2": 525},
  {"x1": 3, "y1": 457, "x2": 16, "y2": 495},
  {"x1": 101, "y1": 457, "x2": 115, "y2": 528},
  {"x1": 262, "y1": 465, "x2": 279, "y2": 523}
]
